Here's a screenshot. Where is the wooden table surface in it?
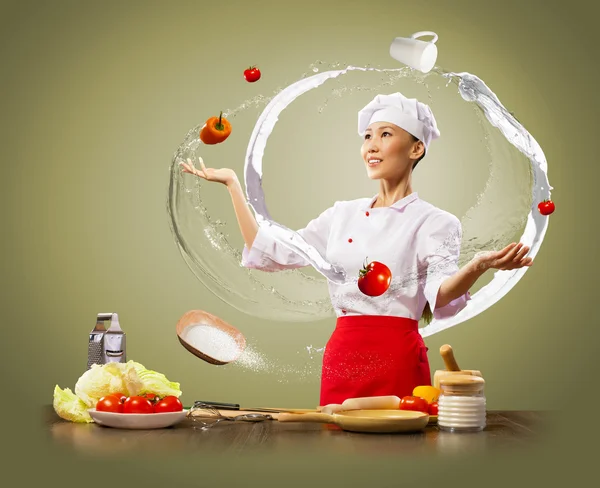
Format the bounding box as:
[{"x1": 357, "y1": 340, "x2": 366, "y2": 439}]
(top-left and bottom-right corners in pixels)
[{"x1": 44, "y1": 406, "x2": 550, "y2": 457}]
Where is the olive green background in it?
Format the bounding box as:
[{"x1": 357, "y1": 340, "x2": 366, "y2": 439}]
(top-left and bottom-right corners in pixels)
[{"x1": 2, "y1": 0, "x2": 597, "y2": 486}]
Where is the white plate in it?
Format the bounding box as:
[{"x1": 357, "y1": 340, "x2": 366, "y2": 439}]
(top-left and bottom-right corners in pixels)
[{"x1": 88, "y1": 408, "x2": 189, "y2": 429}]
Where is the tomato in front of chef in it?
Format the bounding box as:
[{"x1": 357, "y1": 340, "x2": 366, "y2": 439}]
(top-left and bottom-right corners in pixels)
[
  {"x1": 96, "y1": 395, "x2": 124, "y2": 413},
  {"x1": 399, "y1": 396, "x2": 429, "y2": 413},
  {"x1": 123, "y1": 396, "x2": 154, "y2": 414},
  {"x1": 357, "y1": 259, "x2": 392, "y2": 297},
  {"x1": 428, "y1": 402, "x2": 439, "y2": 416},
  {"x1": 154, "y1": 396, "x2": 183, "y2": 413}
]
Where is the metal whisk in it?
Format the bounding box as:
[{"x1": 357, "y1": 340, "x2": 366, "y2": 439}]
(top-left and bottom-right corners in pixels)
[{"x1": 187, "y1": 401, "x2": 273, "y2": 430}]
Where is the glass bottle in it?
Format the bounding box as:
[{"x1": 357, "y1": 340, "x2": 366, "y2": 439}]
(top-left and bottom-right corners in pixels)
[{"x1": 438, "y1": 374, "x2": 486, "y2": 433}]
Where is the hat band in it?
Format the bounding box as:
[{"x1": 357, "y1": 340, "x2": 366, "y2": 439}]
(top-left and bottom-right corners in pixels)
[{"x1": 366, "y1": 107, "x2": 426, "y2": 142}]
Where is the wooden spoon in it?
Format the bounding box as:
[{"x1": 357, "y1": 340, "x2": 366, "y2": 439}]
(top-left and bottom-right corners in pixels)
[{"x1": 175, "y1": 310, "x2": 246, "y2": 365}]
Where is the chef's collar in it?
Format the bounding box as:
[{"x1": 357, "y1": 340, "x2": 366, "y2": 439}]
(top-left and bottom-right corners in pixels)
[{"x1": 365, "y1": 192, "x2": 419, "y2": 210}]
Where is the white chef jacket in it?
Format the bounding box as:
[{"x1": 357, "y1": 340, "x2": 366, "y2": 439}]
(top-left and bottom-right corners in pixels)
[{"x1": 242, "y1": 192, "x2": 471, "y2": 320}]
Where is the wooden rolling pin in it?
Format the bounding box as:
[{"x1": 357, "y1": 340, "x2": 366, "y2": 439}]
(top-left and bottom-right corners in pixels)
[
  {"x1": 433, "y1": 344, "x2": 482, "y2": 389},
  {"x1": 319, "y1": 396, "x2": 401, "y2": 414}
]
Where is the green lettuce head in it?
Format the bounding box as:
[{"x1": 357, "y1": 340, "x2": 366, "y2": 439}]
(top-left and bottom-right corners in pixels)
[
  {"x1": 53, "y1": 385, "x2": 92, "y2": 423},
  {"x1": 128, "y1": 361, "x2": 182, "y2": 398},
  {"x1": 74, "y1": 362, "x2": 129, "y2": 407}
]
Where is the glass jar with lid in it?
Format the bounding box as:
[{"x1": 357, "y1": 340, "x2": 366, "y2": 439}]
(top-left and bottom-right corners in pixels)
[{"x1": 438, "y1": 374, "x2": 486, "y2": 433}]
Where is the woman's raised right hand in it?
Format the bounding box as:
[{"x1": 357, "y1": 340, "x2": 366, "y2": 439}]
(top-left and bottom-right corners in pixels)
[{"x1": 180, "y1": 157, "x2": 238, "y2": 187}]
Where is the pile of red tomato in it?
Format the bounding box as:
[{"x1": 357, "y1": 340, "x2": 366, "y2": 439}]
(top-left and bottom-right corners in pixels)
[
  {"x1": 96, "y1": 393, "x2": 183, "y2": 414},
  {"x1": 399, "y1": 396, "x2": 438, "y2": 416}
]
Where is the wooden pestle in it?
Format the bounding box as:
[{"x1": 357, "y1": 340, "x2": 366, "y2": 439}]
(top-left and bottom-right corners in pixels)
[
  {"x1": 441, "y1": 344, "x2": 461, "y2": 371},
  {"x1": 433, "y1": 344, "x2": 482, "y2": 389}
]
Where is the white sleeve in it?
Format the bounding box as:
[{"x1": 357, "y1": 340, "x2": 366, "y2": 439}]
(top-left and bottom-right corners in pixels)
[
  {"x1": 421, "y1": 213, "x2": 471, "y2": 320},
  {"x1": 241, "y1": 203, "x2": 336, "y2": 272}
]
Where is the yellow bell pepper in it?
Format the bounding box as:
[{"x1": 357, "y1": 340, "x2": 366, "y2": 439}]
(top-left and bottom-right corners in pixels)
[{"x1": 412, "y1": 385, "x2": 441, "y2": 403}]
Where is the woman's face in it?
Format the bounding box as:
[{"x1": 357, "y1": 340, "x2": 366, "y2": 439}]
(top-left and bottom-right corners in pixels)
[{"x1": 360, "y1": 122, "x2": 423, "y2": 180}]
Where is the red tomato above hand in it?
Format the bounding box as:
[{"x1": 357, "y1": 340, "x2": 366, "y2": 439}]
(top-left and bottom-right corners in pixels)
[
  {"x1": 358, "y1": 259, "x2": 392, "y2": 297},
  {"x1": 123, "y1": 396, "x2": 154, "y2": 414},
  {"x1": 399, "y1": 396, "x2": 429, "y2": 414},
  {"x1": 538, "y1": 199, "x2": 555, "y2": 215},
  {"x1": 428, "y1": 402, "x2": 439, "y2": 416},
  {"x1": 154, "y1": 396, "x2": 183, "y2": 413},
  {"x1": 96, "y1": 395, "x2": 124, "y2": 413},
  {"x1": 243, "y1": 66, "x2": 261, "y2": 82}
]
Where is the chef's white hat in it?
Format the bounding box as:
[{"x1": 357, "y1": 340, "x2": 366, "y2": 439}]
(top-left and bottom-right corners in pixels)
[{"x1": 357, "y1": 92, "x2": 441, "y2": 151}]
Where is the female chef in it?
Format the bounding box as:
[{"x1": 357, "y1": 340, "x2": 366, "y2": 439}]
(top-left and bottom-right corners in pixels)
[{"x1": 180, "y1": 92, "x2": 533, "y2": 406}]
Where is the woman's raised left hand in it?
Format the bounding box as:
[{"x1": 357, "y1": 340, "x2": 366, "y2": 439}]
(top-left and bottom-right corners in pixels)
[{"x1": 473, "y1": 242, "x2": 533, "y2": 271}]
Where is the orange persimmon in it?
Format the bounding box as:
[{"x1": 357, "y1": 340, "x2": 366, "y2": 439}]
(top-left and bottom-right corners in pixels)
[{"x1": 200, "y1": 111, "x2": 232, "y2": 145}]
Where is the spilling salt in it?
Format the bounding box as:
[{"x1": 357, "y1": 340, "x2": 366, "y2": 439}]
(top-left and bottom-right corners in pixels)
[{"x1": 181, "y1": 323, "x2": 242, "y2": 363}]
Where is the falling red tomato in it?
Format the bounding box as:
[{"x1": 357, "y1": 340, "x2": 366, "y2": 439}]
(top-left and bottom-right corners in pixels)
[
  {"x1": 243, "y1": 66, "x2": 261, "y2": 83},
  {"x1": 538, "y1": 199, "x2": 555, "y2": 216},
  {"x1": 357, "y1": 259, "x2": 391, "y2": 297}
]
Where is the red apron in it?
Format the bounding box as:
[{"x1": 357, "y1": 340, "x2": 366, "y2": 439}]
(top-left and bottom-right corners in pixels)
[{"x1": 320, "y1": 315, "x2": 431, "y2": 407}]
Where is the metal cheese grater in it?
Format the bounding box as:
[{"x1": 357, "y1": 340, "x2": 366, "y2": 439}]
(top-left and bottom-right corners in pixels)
[{"x1": 87, "y1": 312, "x2": 126, "y2": 369}]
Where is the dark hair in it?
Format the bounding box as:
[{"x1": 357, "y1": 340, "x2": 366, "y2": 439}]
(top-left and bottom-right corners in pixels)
[
  {"x1": 410, "y1": 134, "x2": 426, "y2": 170},
  {"x1": 410, "y1": 133, "x2": 433, "y2": 325},
  {"x1": 421, "y1": 302, "x2": 433, "y2": 326}
]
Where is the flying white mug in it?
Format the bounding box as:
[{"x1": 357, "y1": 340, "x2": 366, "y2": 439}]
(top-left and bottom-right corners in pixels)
[{"x1": 389, "y1": 31, "x2": 439, "y2": 73}]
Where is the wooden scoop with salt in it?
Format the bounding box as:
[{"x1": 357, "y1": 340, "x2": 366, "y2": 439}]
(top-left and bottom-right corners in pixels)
[{"x1": 176, "y1": 310, "x2": 246, "y2": 365}]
